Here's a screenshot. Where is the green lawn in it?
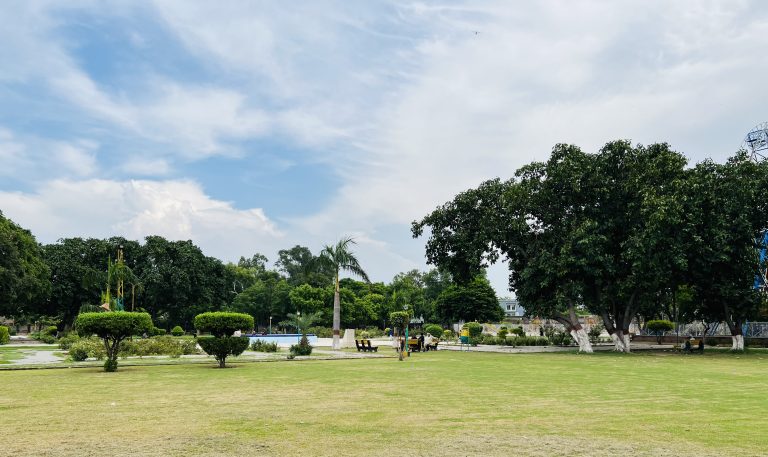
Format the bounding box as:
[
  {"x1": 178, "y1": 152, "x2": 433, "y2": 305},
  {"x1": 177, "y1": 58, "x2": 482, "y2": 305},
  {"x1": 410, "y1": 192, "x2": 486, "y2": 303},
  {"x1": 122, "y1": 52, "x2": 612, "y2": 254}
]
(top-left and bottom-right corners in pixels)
[{"x1": 1, "y1": 350, "x2": 766, "y2": 456}]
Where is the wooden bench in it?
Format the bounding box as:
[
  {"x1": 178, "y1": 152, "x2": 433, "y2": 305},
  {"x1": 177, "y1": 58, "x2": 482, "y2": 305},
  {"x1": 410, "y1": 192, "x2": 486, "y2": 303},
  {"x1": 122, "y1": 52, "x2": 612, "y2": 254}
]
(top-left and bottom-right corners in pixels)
[{"x1": 355, "y1": 339, "x2": 378, "y2": 352}]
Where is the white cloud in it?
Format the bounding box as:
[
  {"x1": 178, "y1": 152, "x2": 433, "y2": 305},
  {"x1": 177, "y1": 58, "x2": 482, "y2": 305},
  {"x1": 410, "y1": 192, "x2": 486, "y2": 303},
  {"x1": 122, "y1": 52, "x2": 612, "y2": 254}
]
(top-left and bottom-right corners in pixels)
[
  {"x1": 0, "y1": 179, "x2": 284, "y2": 263},
  {"x1": 53, "y1": 141, "x2": 98, "y2": 177}
]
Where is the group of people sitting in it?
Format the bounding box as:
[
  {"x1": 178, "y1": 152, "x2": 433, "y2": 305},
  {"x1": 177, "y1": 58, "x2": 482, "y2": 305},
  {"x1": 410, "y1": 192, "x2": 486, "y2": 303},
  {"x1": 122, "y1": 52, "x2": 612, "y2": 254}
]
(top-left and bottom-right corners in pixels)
[{"x1": 392, "y1": 333, "x2": 438, "y2": 352}]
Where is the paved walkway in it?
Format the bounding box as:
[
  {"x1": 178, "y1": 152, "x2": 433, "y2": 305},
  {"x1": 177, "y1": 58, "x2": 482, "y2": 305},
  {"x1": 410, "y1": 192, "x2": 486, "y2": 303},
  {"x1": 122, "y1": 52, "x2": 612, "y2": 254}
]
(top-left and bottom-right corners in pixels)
[{"x1": 8, "y1": 349, "x2": 63, "y2": 365}]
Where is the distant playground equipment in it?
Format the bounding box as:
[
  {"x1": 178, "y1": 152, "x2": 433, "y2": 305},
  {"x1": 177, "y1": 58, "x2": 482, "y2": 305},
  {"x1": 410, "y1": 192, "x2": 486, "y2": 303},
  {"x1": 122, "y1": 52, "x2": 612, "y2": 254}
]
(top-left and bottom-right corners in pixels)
[{"x1": 743, "y1": 123, "x2": 768, "y2": 294}]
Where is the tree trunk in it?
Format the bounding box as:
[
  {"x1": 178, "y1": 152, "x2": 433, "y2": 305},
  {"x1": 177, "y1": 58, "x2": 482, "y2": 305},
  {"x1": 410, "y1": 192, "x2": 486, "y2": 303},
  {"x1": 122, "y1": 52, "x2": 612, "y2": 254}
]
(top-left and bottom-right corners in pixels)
[
  {"x1": 608, "y1": 330, "x2": 630, "y2": 353},
  {"x1": 731, "y1": 334, "x2": 744, "y2": 351},
  {"x1": 332, "y1": 274, "x2": 341, "y2": 350},
  {"x1": 569, "y1": 328, "x2": 593, "y2": 353}
]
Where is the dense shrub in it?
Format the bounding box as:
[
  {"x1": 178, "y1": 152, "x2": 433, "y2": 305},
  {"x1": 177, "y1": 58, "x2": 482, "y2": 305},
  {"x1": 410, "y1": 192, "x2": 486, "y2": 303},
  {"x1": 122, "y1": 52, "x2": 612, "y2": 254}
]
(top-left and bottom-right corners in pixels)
[
  {"x1": 171, "y1": 326, "x2": 184, "y2": 336},
  {"x1": 8, "y1": 326, "x2": 16, "y2": 336},
  {"x1": 58, "y1": 333, "x2": 80, "y2": 350},
  {"x1": 75, "y1": 312, "x2": 153, "y2": 372},
  {"x1": 588, "y1": 324, "x2": 604, "y2": 343},
  {"x1": 511, "y1": 335, "x2": 549, "y2": 346},
  {"x1": 250, "y1": 339, "x2": 279, "y2": 352},
  {"x1": 548, "y1": 330, "x2": 574, "y2": 346},
  {"x1": 69, "y1": 337, "x2": 107, "y2": 361},
  {"x1": 363, "y1": 327, "x2": 385, "y2": 338},
  {"x1": 44, "y1": 325, "x2": 58, "y2": 336},
  {"x1": 442, "y1": 329, "x2": 454, "y2": 341},
  {"x1": 0, "y1": 325, "x2": 9, "y2": 345},
  {"x1": 497, "y1": 326, "x2": 508, "y2": 339},
  {"x1": 359, "y1": 330, "x2": 370, "y2": 339},
  {"x1": 424, "y1": 324, "x2": 443, "y2": 339},
  {"x1": 511, "y1": 326, "x2": 525, "y2": 337},
  {"x1": 39, "y1": 333, "x2": 56, "y2": 344},
  {"x1": 198, "y1": 336, "x2": 250, "y2": 367},
  {"x1": 289, "y1": 335, "x2": 313, "y2": 356},
  {"x1": 463, "y1": 322, "x2": 483, "y2": 338},
  {"x1": 119, "y1": 336, "x2": 198, "y2": 358},
  {"x1": 150, "y1": 326, "x2": 166, "y2": 336},
  {"x1": 194, "y1": 312, "x2": 254, "y2": 337},
  {"x1": 308, "y1": 326, "x2": 333, "y2": 338}
]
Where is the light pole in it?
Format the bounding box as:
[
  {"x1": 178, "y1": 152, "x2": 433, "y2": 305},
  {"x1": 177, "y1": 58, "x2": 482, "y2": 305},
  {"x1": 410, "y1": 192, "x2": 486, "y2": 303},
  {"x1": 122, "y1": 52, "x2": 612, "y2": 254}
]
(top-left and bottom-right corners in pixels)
[
  {"x1": 403, "y1": 304, "x2": 409, "y2": 357},
  {"x1": 269, "y1": 315, "x2": 272, "y2": 335}
]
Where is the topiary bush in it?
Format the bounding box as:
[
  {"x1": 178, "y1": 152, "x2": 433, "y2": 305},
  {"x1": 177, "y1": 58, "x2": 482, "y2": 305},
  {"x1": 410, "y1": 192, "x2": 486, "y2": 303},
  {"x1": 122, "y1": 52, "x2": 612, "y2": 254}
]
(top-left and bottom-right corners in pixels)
[
  {"x1": 497, "y1": 327, "x2": 509, "y2": 339},
  {"x1": 198, "y1": 336, "x2": 250, "y2": 367},
  {"x1": 511, "y1": 326, "x2": 525, "y2": 337},
  {"x1": 442, "y1": 329, "x2": 454, "y2": 341},
  {"x1": 0, "y1": 325, "x2": 10, "y2": 345},
  {"x1": 75, "y1": 312, "x2": 153, "y2": 372},
  {"x1": 289, "y1": 335, "x2": 313, "y2": 356},
  {"x1": 194, "y1": 312, "x2": 254, "y2": 368},
  {"x1": 250, "y1": 339, "x2": 279, "y2": 352},
  {"x1": 171, "y1": 325, "x2": 184, "y2": 336},
  {"x1": 424, "y1": 324, "x2": 443, "y2": 339},
  {"x1": 150, "y1": 326, "x2": 166, "y2": 336},
  {"x1": 646, "y1": 320, "x2": 674, "y2": 344},
  {"x1": 44, "y1": 325, "x2": 58, "y2": 337},
  {"x1": 194, "y1": 312, "x2": 254, "y2": 337}
]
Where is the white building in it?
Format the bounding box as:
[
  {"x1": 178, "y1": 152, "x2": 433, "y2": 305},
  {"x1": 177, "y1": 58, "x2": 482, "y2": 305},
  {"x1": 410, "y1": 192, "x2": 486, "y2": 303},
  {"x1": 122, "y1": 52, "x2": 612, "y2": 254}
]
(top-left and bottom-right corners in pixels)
[{"x1": 499, "y1": 298, "x2": 525, "y2": 318}]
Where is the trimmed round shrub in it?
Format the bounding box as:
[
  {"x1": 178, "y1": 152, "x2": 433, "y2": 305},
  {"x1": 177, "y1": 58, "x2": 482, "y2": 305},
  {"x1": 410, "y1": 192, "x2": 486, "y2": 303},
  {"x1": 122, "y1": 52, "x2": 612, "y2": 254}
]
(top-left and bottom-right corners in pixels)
[
  {"x1": 150, "y1": 326, "x2": 166, "y2": 336},
  {"x1": 424, "y1": 324, "x2": 443, "y2": 339},
  {"x1": 442, "y1": 329, "x2": 454, "y2": 341},
  {"x1": 44, "y1": 325, "x2": 58, "y2": 336},
  {"x1": 0, "y1": 325, "x2": 10, "y2": 345},
  {"x1": 171, "y1": 325, "x2": 184, "y2": 336},
  {"x1": 647, "y1": 319, "x2": 674, "y2": 344},
  {"x1": 497, "y1": 328, "x2": 509, "y2": 339},
  {"x1": 75, "y1": 312, "x2": 153, "y2": 372},
  {"x1": 198, "y1": 336, "x2": 250, "y2": 368},
  {"x1": 194, "y1": 312, "x2": 254, "y2": 337}
]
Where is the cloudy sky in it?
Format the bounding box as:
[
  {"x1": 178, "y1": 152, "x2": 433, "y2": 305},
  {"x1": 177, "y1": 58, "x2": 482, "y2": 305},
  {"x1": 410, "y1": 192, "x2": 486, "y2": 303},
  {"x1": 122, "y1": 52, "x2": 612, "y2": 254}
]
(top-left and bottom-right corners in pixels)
[{"x1": 1, "y1": 1, "x2": 767, "y2": 294}]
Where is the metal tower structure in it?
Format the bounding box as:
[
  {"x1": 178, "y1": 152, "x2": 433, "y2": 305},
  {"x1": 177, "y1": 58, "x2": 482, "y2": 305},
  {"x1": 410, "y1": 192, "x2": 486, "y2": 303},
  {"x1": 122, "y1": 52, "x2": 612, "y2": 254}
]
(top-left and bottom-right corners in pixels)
[
  {"x1": 743, "y1": 123, "x2": 768, "y2": 293},
  {"x1": 116, "y1": 245, "x2": 125, "y2": 311}
]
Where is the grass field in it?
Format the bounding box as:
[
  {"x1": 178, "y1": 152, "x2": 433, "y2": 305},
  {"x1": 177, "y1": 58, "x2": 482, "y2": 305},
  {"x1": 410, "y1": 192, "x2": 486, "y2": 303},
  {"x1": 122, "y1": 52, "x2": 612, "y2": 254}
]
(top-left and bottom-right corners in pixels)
[{"x1": 1, "y1": 350, "x2": 767, "y2": 456}]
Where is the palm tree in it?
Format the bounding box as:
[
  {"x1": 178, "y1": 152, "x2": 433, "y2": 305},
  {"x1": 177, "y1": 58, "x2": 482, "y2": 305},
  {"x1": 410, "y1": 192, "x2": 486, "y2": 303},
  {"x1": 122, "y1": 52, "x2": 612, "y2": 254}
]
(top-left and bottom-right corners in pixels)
[
  {"x1": 279, "y1": 311, "x2": 323, "y2": 338},
  {"x1": 320, "y1": 237, "x2": 370, "y2": 350}
]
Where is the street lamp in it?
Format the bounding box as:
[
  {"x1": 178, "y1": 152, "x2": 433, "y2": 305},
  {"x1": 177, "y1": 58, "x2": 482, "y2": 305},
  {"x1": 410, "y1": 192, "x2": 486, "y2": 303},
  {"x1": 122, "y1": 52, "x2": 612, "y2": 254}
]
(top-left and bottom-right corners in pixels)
[{"x1": 269, "y1": 315, "x2": 272, "y2": 335}]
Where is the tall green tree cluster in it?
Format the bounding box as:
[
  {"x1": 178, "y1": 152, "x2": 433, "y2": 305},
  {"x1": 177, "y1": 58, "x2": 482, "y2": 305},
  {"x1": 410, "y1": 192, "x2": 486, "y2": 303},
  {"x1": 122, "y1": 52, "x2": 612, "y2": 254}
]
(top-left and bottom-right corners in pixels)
[{"x1": 414, "y1": 141, "x2": 768, "y2": 352}]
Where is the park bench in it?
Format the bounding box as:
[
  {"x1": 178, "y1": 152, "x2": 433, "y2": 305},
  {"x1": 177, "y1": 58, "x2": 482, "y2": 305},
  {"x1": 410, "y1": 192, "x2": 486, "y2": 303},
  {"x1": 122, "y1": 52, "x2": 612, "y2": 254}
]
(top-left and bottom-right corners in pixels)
[
  {"x1": 425, "y1": 340, "x2": 439, "y2": 351},
  {"x1": 355, "y1": 339, "x2": 365, "y2": 352},
  {"x1": 364, "y1": 340, "x2": 378, "y2": 352}
]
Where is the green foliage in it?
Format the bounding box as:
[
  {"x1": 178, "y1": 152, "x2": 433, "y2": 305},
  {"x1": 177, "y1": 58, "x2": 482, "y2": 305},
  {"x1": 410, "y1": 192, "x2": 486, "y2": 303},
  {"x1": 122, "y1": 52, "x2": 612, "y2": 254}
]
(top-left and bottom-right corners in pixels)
[
  {"x1": 68, "y1": 337, "x2": 107, "y2": 361},
  {"x1": 442, "y1": 329, "x2": 454, "y2": 341},
  {"x1": 198, "y1": 336, "x2": 250, "y2": 368},
  {"x1": 119, "y1": 336, "x2": 198, "y2": 358},
  {"x1": 250, "y1": 339, "x2": 279, "y2": 352},
  {"x1": 0, "y1": 211, "x2": 51, "y2": 319},
  {"x1": 76, "y1": 312, "x2": 153, "y2": 340},
  {"x1": 75, "y1": 311, "x2": 153, "y2": 372},
  {"x1": 171, "y1": 325, "x2": 184, "y2": 336},
  {"x1": 44, "y1": 325, "x2": 58, "y2": 336},
  {"x1": 289, "y1": 335, "x2": 313, "y2": 356},
  {"x1": 588, "y1": 324, "x2": 604, "y2": 343},
  {"x1": 58, "y1": 333, "x2": 80, "y2": 350},
  {"x1": 194, "y1": 312, "x2": 254, "y2": 337},
  {"x1": 424, "y1": 324, "x2": 443, "y2": 339},
  {"x1": 646, "y1": 320, "x2": 674, "y2": 333},
  {"x1": 511, "y1": 326, "x2": 525, "y2": 336},
  {"x1": 308, "y1": 326, "x2": 333, "y2": 338},
  {"x1": 150, "y1": 326, "x2": 166, "y2": 336},
  {"x1": 548, "y1": 330, "x2": 574, "y2": 346},
  {"x1": 463, "y1": 321, "x2": 483, "y2": 338},
  {"x1": 0, "y1": 325, "x2": 9, "y2": 345},
  {"x1": 280, "y1": 311, "x2": 322, "y2": 337},
  {"x1": 497, "y1": 328, "x2": 508, "y2": 339},
  {"x1": 436, "y1": 276, "x2": 503, "y2": 324},
  {"x1": 389, "y1": 311, "x2": 410, "y2": 334}
]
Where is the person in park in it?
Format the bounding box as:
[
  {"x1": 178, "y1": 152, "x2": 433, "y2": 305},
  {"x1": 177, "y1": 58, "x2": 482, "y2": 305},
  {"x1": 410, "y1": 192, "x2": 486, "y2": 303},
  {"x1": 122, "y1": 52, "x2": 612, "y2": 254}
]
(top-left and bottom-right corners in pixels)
[{"x1": 418, "y1": 333, "x2": 425, "y2": 351}]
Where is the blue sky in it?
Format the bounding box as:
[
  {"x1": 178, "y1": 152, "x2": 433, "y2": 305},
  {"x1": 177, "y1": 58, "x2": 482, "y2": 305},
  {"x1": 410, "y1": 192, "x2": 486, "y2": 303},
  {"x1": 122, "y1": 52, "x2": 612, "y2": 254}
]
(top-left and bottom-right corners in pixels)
[{"x1": 2, "y1": 1, "x2": 768, "y2": 295}]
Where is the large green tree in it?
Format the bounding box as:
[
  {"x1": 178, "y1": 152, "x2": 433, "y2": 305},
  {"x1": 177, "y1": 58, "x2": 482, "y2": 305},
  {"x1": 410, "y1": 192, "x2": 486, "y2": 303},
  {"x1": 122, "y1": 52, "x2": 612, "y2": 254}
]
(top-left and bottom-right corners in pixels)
[
  {"x1": 230, "y1": 271, "x2": 292, "y2": 330},
  {"x1": 0, "y1": 212, "x2": 50, "y2": 319},
  {"x1": 683, "y1": 154, "x2": 768, "y2": 350},
  {"x1": 320, "y1": 237, "x2": 370, "y2": 350},
  {"x1": 276, "y1": 245, "x2": 333, "y2": 287},
  {"x1": 435, "y1": 275, "x2": 502, "y2": 324}
]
